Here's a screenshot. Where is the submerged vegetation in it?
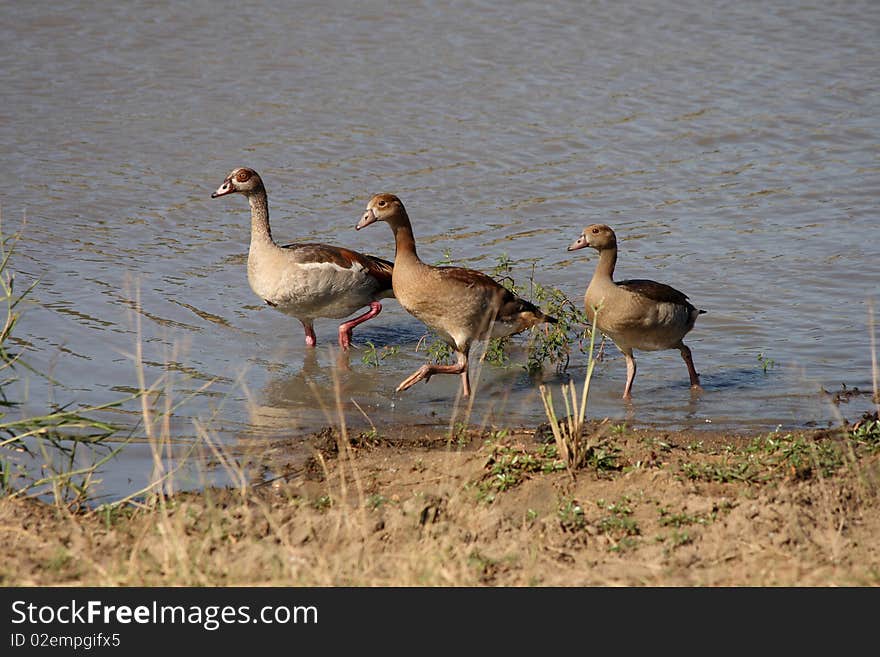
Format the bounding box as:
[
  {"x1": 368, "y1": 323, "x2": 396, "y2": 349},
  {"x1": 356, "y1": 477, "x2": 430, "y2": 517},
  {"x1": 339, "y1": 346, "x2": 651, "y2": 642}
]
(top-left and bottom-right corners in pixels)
[{"x1": 361, "y1": 341, "x2": 400, "y2": 367}]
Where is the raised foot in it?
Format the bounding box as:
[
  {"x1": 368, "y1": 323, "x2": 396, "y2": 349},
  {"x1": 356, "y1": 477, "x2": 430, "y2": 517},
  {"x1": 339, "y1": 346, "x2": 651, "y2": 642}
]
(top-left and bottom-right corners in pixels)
[{"x1": 396, "y1": 365, "x2": 433, "y2": 393}]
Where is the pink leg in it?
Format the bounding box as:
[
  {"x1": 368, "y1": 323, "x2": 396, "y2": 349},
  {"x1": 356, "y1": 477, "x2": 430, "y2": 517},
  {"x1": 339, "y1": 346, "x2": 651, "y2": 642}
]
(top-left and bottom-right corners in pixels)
[
  {"x1": 622, "y1": 349, "x2": 636, "y2": 400},
  {"x1": 678, "y1": 343, "x2": 702, "y2": 389},
  {"x1": 397, "y1": 351, "x2": 471, "y2": 396},
  {"x1": 337, "y1": 301, "x2": 383, "y2": 350},
  {"x1": 302, "y1": 321, "x2": 317, "y2": 348}
]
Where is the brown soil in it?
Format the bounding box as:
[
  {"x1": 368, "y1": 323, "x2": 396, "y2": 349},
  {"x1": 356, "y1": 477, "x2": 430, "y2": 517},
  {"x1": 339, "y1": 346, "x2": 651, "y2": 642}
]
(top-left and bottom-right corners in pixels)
[{"x1": 2, "y1": 418, "x2": 879, "y2": 586}]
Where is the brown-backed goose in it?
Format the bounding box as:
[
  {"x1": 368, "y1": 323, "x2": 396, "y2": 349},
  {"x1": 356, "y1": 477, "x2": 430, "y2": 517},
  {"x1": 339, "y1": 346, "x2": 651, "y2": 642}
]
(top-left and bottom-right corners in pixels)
[
  {"x1": 568, "y1": 224, "x2": 703, "y2": 399},
  {"x1": 356, "y1": 193, "x2": 556, "y2": 397},
  {"x1": 212, "y1": 168, "x2": 393, "y2": 349}
]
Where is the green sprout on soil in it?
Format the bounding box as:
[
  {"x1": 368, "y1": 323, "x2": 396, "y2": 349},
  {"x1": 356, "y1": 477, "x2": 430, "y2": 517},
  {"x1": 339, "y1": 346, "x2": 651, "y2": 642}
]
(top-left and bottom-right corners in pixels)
[
  {"x1": 680, "y1": 459, "x2": 759, "y2": 484},
  {"x1": 597, "y1": 496, "x2": 640, "y2": 551},
  {"x1": 313, "y1": 494, "x2": 333, "y2": 511},
  {"x1": 557, "y1": 498, "x2": 586, "y2": 533},
  {"x1": 366, "y1": 493, "x2": 388, "y2": 510},
  {"x1": 477, "y1": 443, "x2": 565, "y2": 503},
  {"x1": 679, "y1": 431, "x2": 851, "y2": 485},
  {"x1": 668, "y1": 531, "x2": 693, "y2": 548},
  {"x1": 658, "y1": 507, "x2": 717, "y2": 528},
  {"x1": 745, "y1": 432, "x2": 844, "y2": 480}
]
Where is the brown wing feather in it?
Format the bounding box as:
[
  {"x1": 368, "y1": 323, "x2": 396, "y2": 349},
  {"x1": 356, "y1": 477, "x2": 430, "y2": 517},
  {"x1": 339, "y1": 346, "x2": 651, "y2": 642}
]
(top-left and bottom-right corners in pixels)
[
  {"x1": 279, "y1": 242, "x2": 394, "y2": 293},
  {"x1": 361, "y1": 254, "x2": 394, "y2": 292},
  {"x1": 616, "y1": 279, "x2": 697, "y2": 310},
  {"x1": 436, "y1": 266, "x2": 556, "y2": 324},
  {"x1": 436, "y1": 265, "x2": 506, "y2": 291}
]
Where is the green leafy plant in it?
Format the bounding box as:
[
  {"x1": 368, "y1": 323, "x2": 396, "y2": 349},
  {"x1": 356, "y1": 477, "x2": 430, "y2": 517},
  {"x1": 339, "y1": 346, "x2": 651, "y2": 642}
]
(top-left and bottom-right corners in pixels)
[
  {"x1": 366, "y1": 493, "x2": 388, "y2": 510},
  {"x1": 525, "y1": 275, "x2": 592, "y2": 374},
  {"x1": 658, "y1": 507, "x2": 717, "y2": 528},
  {"x1": 313, "y1": 494, "x2": 333, "y2": 511},
  {"x1": 361, "y1": 341, "x2": 399, "y2": 367},
  {"x1": 680, "y1": 460, "x2": 759, "y2": 484},
  {"x1": 489, "y1": 254, "x2": 592, "y2": 374},
  {"x1": 757, "y1": 352, "x2": 775, "y2": 373},
  {"x1": 596, "y1": 496, "x2": 640, "y2": 549},
  {"x1": 557, "y1": 498, "x2": 586, "y2": 532},
  {"x1": 851, "y1": 413, "x2": 880, "y2": 451},
  {"x1": 476, "y1": 442, "x2": 565, "y2": 503}
]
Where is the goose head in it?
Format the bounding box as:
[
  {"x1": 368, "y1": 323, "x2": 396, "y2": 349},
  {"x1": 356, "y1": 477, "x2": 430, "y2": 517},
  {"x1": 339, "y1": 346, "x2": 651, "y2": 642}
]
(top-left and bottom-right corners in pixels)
[
  {"x1": 212, "y1": 167, "x2": 264, "y2": 199},
  {"x1": 568, "y1": 223, "x2": 617, "y2": 252},
  {"x1": 356, "y1": 193, "x2": 406, "y2": 230}
]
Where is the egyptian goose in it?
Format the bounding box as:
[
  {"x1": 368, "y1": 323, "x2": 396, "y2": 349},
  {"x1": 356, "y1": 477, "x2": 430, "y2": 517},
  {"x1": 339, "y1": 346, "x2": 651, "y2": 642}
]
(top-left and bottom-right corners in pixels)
[
  {"x1": 356, "y1": 193, "x2": 556, "y2": 397},
  {"x1": 212, "y1": 168, "x2": 393, "y2": 349},
  {"x1": 568, "y1": 224, "x2": 703, "y2": 399}
]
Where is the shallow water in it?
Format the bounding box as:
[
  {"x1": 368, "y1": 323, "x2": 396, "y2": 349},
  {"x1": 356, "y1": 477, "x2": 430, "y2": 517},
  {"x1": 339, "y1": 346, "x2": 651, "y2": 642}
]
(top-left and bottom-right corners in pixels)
[{"x1": 2, "y1": 0, "x2": 878, "y2": 498}]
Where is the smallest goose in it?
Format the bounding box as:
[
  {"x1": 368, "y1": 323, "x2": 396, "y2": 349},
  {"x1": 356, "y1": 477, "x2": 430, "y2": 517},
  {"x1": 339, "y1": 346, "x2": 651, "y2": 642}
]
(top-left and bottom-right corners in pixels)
[{"x1": 568, "y1": 224, "x2": 704, "y2": 399}]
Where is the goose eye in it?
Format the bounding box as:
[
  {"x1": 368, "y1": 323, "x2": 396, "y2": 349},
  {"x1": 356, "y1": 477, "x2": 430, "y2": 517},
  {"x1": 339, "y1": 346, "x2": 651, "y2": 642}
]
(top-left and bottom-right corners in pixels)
[
  {"x1": 236, "y1": 170, "x2": 251, "y2": 183},
  {"x1": 377, "y1": 199, "x2": 387, "y2": 207},
  {"x1": 591, "y1": 227, "x2": 600, "y2": 234}
]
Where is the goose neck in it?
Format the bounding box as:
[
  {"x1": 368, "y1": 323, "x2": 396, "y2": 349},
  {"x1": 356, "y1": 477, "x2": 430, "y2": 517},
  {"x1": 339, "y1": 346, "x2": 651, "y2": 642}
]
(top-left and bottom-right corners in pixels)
[
  {"x1": 390, "y1": 214, "x2": 419, "y2": 263},
  {"x1": 592, "y1": 246, "x2": 617, "y2": 283},
  {"x1": 248, "y1": 191, "x2": 274, "y2": 246}
]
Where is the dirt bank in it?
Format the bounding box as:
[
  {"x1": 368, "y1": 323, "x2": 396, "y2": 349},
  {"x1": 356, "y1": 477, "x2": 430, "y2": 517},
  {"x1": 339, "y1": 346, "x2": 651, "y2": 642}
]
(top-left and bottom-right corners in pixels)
[{"x1": 2, "y1": 416, "x2": 879, "y2": 586}]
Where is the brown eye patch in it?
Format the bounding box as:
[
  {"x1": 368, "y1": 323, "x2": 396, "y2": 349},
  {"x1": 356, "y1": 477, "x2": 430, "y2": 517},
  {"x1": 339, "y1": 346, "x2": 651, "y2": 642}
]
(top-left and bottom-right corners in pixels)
[
  {"x1": 592, "y1": 227, "x2": 600, "y2": 234},
  {"x1": 236, "y1": 170, "x2": 251, "y2": 183},
  {"x1": 378, "y1": 199, "x2": 387, "y2": 207}
]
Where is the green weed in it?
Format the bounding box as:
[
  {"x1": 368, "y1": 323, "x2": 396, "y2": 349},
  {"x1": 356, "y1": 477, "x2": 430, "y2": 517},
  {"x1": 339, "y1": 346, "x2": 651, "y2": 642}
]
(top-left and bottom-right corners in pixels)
[
  {"x1": 680, "y1": 460, "x2": 759, "y2": 483},
  {"x1": 361, "y1": 341, "x2": 399, "y2": 367},
  {"x1": 851, "y1": 413, "x2": 880, "y2": 451},
  {"x1": 757, "y1": 352, "x2": 775, "y2": 373},
  {"x1": 557, "y1": 498, "x2": 586, "y2": 532},
  {"x1": 658, "y1": 507, "x2": 716, "y2": 528},
  {"x1": 313, "y1": 495, "x2": 333, "y2": 511},
  {"x1": 596, "y1": 496, "x2": 640, "y2": 550},
  {"x1": 477, "y1": 444, "x2": 565, "y2": 502},
  {"x1": 366, "y1": 493, "x2": 388, "y2": 510}
]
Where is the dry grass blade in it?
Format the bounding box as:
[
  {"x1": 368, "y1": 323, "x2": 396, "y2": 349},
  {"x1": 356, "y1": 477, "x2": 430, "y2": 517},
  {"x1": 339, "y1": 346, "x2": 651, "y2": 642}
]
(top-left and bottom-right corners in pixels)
[{"x1": 539, "y1": 304, "x2": 603, "y2": 476}]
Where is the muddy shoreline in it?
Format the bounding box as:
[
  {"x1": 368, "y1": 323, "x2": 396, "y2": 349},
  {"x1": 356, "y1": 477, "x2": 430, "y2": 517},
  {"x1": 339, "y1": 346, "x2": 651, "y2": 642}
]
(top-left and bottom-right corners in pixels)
[{"x1": 2, "y1": 415, "x2": 879, "y2": 586}]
